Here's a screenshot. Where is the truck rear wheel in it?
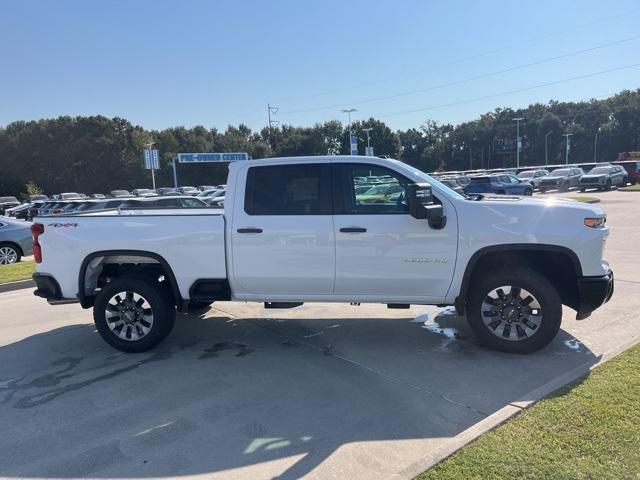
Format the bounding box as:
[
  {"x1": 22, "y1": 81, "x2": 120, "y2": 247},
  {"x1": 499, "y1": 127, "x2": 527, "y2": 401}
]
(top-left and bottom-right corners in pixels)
[
  {"x1": 93, "y1": 276, "x2": 176, "y2": 352},
  {"x1": 466, "y1": 267, "x2": 562, "y2": 354}
]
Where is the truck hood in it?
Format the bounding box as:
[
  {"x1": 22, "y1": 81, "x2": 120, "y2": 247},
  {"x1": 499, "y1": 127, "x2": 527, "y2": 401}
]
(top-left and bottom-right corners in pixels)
[{"x1": 470, "y1": 195, "x2": 604, "y2": 216}]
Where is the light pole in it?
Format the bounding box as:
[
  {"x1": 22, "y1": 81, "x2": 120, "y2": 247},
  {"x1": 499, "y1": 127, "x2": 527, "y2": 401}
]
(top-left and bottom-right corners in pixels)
[
  {"x1": 362, "y1": 127, "x2": 373, "y2": 155},
  {"x1": 341, "y1": 108, "x2": 357, "y2": 155},
  {"x1": 594, "y1": 127, "x2": 601, "y2": 162},
  {"x1": 562, "y1": 133, "x2": 573, "y2": 164},
  {"x1": 463, "y1": 145, "x2": 472, "y2": 170},
  {"x1": 513, "y1": 117, "x2": 524, "y2": 168},
  {"x1": 544, "y1": 130, "x2": 553, "y2": 165}
]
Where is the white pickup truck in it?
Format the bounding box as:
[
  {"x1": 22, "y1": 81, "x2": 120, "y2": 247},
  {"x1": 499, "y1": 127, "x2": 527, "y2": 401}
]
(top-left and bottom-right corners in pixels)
[{"x1": 31, "y1": 156, "x2": 614, "y2": 354}]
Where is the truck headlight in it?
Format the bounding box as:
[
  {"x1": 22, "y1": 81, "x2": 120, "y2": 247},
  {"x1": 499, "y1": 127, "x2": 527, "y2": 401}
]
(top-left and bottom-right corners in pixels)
[{"x1": 584, "y1": 217, "x2": 606, "y2": 228}]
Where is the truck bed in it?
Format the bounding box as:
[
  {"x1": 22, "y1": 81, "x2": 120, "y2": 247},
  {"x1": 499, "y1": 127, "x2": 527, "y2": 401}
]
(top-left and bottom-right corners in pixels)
[{"x1": 36, "y1": 211, "x2": 226, "y2": 299}]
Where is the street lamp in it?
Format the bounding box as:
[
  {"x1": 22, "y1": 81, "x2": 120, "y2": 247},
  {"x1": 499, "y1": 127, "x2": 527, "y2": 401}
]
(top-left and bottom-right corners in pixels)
[
  {"x1": 341, "y1": 108, "x2": 358, "y2": 155},
  {"x1": 362, "y1": 127, "x2": 373, "y2": 155},
  {"x1": 594, "y1": 127, "x2": 602, "y2": 163},
  {"x1": 544, "y1": 130, "x2": 553, "y2": 165},
  {"x1": 462, "y1": 145, "x2": 472, "y2": 170},
  {"x1": 513, "y1": 117, "x2": 524, "y2": 168},
  {"x1": 562, "y1": 133, "x2": 573, "y2": 164}
]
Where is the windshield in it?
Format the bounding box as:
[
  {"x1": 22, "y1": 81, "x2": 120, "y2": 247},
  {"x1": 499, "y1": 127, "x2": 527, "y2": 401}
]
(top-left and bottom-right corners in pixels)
[
  {"x1": 589, "y1": 167, "x2": 611, "y2": 175},
  {"x1": 549, "y1": 169, "x2": 570, "y2": 177},
  {"x1": 517, "y1": 171, "x2": 534, "y2": 178}
]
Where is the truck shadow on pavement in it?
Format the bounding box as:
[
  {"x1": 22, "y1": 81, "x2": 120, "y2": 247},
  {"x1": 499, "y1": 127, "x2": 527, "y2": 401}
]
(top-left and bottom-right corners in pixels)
[{"x1": 0, "y1": 308, "x2": 601, "y2": 479}]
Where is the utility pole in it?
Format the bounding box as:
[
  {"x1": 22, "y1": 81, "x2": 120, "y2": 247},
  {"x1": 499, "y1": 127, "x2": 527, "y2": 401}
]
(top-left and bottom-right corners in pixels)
[
  {"x1": 562, "y1": 133, "x2": 573, "y2": 164},
  {"x1": 513, "y1": 117, "x2": 524, "y2": 168},
  {"x1": 267, "y1": 103, "x2": 279, "y2": 147},
  {"x1": 545, "y1": 130, "x2": 553, "y2": 165},
  {"x1": 594, "y1": 129, "x2": 599, "y2": 162},
  {"x1": 341, "y1": 108, "x2": 358, "y2": 155},
  {"x1": 362, "y1": 127, "x2": 373, "y2": 156}
]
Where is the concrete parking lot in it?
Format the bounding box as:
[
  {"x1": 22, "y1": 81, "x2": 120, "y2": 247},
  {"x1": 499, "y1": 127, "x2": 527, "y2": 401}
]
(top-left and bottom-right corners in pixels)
[{"x1": 1, "y1": 190, "x2": 639, "y2": 479}]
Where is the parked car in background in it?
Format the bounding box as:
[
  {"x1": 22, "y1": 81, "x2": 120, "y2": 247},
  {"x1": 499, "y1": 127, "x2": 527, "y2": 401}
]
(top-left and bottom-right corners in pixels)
[
  {"x1": 59, "y1": 192, "x2": 84, "y2": 200},
  {"x1": 0, "y1": 217, "x2": 33, "y2": 264},
  {"x1": 612, "y1": 160, "x2": 640, "y2": 185},
  {"x1": 0, "y1": 196, "x2": 21, "y2": 215},
  {"x1": 197, "y1": 185, "x2": 216, "y2": 192},
  {"x1": 7, "y1": 203, "x2": 33, "y2": 219},
  {"x1": 579, "y1": 165, "x2": 627, "y2": 191},
  {"x1": 177, "y1": 186, "x2": 200, "y2": 196},
  {"x1": 539, "y1": 168, "x2": 584, "y2": 192},
  {"x1": 198, "y1": 189, "x2": 226, "y2": 203},
  {"x1": 156, "y1": 187, "x2": 178, "y2": 196},
  {"x1": 465, "y1": 174, "x2": 533, "y2": 195},
  {"x1": 356, "y1": 183, "x2": 406, "y2": 203},
  {"x1": 90, "y1": 194, "x2": 106, "y2": 199},
  {"x1": 132, "y1": 189, "x2": 158, "y2": 197},
  {"x1": 119, "y1": 195, "x2": 208, "y2": 210},
  {"x1": 29, "y1": 195, "x2": 49, "y2": 202},
  {"x1": 438, "y1": 177, "x2": 466, "y2": 195},
  {"x1": 516, "y1": 169, "x2": 549, "y2": 189},
  {"x1": 110, "y1": 190, "x2": 131, "y2": 198}
]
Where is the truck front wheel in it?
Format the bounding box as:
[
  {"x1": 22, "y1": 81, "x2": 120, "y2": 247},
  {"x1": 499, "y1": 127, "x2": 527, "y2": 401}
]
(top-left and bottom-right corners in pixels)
[
  {"x1": 466, "y1": 267, "x2": 561, "y2": 354},
  {"x1": 93, "y1": 276, "x2": 176, "y2": 352}
]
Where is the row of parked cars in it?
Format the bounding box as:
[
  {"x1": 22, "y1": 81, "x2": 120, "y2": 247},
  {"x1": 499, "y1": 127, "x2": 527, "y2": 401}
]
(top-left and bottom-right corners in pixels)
[
  {"x1": 433, "y1": 160, "x2": 636, "y2": 196},
  {"x1": 0, "y1": 186, "x2": 227, "y2": 264},
  {"x1": 1, "y1": 185, "x2": 227, "y2": 221}
]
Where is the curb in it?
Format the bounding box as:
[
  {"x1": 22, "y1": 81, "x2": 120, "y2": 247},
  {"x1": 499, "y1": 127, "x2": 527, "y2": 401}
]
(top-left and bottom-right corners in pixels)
[
  {"x1": 0, "y1": 279, "x2": 35, "y2": 294},
  {"x1": 399, "y1": 335, "x2": 640, "y2": 479}
]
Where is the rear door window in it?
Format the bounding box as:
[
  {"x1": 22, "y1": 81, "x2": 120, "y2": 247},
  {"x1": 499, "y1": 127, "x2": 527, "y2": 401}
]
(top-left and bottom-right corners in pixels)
[{"x1": 244, "y1": 163, "x2": 331, "y2": 215}]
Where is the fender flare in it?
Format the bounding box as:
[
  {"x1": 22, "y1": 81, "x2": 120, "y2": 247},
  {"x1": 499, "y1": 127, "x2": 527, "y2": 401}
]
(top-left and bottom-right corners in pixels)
[
  {"x1": 77, "y1": 250, "x2": 182, "y2": 309},
  {"x1": 454, "y1": 244, "x2": 582, "y2": 314}
]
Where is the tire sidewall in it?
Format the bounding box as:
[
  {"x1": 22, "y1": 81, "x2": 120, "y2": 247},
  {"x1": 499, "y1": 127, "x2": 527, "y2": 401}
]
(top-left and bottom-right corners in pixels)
[
  {"x1": 466, "y1": 267, "x2": 562, "y2": 354},
  {"x1": 94, "y1": 276, "x2": 175, "y2": 352}
]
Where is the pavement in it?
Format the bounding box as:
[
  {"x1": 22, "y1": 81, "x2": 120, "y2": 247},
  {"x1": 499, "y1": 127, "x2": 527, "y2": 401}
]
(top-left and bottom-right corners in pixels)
[{"x1": 0, "y1": 189, "x2": 638, "y2": 479}]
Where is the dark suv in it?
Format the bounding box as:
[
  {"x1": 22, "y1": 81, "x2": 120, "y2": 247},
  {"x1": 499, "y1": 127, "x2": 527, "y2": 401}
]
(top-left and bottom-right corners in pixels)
[
  {"x1": 539, "y1": 168, "x2": 584, "y2": 193},
  {"x1": 465, "y1": 174, "x2": 533, "y2": 196}
]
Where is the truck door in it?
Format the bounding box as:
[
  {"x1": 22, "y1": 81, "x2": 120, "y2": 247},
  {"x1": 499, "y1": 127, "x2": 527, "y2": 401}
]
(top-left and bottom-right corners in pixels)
[
  {"x1": 230, "y1": 162, "x2": 335, "y2": 296},
  {"x1": 332, "y1": 163, "x2": 457, "y2": 300}
]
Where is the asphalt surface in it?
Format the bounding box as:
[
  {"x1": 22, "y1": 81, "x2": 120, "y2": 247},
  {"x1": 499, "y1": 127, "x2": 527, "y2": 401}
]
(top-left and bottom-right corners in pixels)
[{"x1": 1, "y1": 190, "x2": 638, "y2": 479}]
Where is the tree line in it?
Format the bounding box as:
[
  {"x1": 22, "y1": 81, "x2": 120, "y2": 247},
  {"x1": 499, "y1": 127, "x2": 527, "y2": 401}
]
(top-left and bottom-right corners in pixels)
[{"x1": 1, "y1": 89, "x2": 639, "y2": 197}]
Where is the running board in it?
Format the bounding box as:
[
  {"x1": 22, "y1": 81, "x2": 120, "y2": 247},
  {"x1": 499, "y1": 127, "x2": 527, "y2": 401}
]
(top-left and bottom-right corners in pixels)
[
  {"x1": 387, "y1": 303, "x2": 410, "y2": 309},
  {"x1": 264, "y1": 302, "x2": 304, "y2": 309}
]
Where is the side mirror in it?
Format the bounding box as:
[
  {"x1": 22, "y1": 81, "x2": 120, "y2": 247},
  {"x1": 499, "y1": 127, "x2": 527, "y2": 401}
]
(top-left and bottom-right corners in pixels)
[{"x1": 408, "y1": 183, "x2": 446, "y2": 229}]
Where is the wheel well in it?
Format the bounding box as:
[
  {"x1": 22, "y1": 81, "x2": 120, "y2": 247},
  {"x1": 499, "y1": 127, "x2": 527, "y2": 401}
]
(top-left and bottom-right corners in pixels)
[
  {"x1": 456, "y1": 247, "x2": 580, "y2": 314},
  {"x1": 0, "y1": 241, "x2": 23, "y2": 256},
  {"x1": 78, "y1": 252, "x2": 182, "y2": 309}
]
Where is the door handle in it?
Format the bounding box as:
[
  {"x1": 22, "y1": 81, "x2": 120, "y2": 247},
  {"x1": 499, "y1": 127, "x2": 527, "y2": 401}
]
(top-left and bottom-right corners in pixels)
[
  {"x1": 237, "y1": 228, "x2": 263, "y2": 234},
  {"x1": 339, "y1": 227, "x2": 367, "y2": 233}
]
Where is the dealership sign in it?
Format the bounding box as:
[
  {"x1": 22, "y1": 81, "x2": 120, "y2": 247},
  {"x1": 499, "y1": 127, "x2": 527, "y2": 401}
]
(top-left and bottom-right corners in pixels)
[{"x1": 177, "y1": 152, "x2": 249, "y2": 163}]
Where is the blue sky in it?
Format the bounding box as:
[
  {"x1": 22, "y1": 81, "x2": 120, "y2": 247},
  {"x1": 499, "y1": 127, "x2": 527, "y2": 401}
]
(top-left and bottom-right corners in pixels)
[{"x1": 1, "y1": 0, "x2": 639, "y2": 132}]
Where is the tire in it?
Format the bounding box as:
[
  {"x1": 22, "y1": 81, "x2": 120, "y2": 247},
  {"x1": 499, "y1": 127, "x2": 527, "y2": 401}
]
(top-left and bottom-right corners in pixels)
[
  {"x1": 0, "y1": 243, "x2": 21, "y2": 265},
  {"x1": 466, "y1": 266, "x2": 562, "y2": 354},
  {"x1": 524, "y1": 188, "x2": 532, "y2": 196},
  {"x1": 539, "y1": 188, "x2": 546, "y2": 194},
  {"x1": 93, "y1": 275, "x2": 176, "y2": 352},
  {"x1": 579, "y1": 188, "x2": 586, "y2": 192},
  {"x1": 605, "y1": 179, "x2": 612, "y2": 191},
  {"x1": 188, "y1": 300, "x2": 214, "y2": 310},
  {"x1": 621, "y1": 177, "x2": 628, "y2": 187}
]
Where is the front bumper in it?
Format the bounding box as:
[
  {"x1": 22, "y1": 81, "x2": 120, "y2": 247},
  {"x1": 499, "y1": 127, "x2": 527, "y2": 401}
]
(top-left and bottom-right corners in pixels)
[{"x1": 576, "y1": 270, "x2": 614, "y2": 320}]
